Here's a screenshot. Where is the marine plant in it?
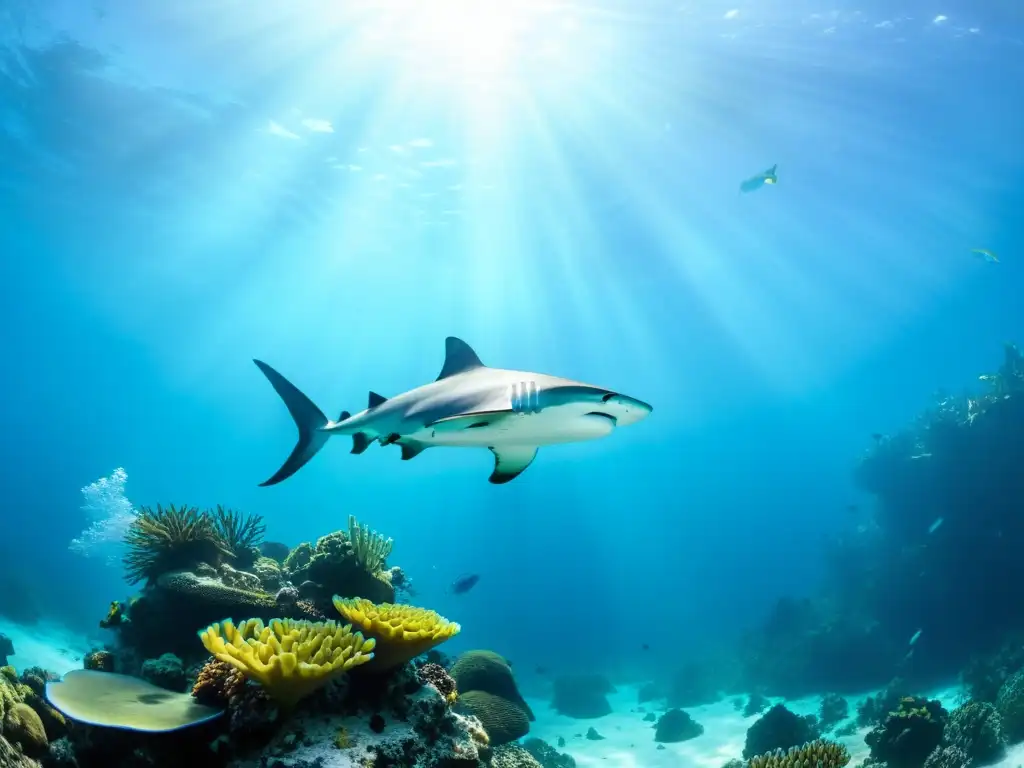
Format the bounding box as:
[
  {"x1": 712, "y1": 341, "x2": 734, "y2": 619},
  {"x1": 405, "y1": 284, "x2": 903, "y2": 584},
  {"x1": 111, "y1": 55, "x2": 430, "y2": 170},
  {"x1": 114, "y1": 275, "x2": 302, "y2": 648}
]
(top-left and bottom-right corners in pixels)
[
  {"x1": 212, "y1": 505, "x2": 266, "y2": 562},
  {"x1": 123, "y1": 504, "x2": 232, "y2": 585},
  {"x1": 197, "y1": 618, "x2": 376, "y2": 709},
  {"x1": 347, "y1": 514, "x2": 393, "y2": 574}
]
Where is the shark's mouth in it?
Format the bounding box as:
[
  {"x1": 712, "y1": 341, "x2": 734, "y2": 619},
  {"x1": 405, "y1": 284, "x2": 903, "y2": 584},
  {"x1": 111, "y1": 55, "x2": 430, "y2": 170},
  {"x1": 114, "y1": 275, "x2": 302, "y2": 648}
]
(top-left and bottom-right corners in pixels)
[{"x1": 585, "y1": 412, "x2": 618, "y2": 425}]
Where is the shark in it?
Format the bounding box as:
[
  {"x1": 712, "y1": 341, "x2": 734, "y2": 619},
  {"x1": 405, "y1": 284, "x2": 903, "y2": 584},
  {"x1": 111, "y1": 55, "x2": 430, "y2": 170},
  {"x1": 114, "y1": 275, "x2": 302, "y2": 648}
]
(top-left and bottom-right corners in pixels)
[{"x1": 253, "y1": 336, "x2": 652, "y2": 485}]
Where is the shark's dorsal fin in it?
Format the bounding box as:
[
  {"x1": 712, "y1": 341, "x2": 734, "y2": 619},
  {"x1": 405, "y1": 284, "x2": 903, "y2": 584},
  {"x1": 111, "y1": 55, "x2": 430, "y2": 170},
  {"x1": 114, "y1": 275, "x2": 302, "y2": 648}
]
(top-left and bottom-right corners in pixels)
[
  {"x1": 368, "y1": 391, "x2": 387, "y2": 408},
  {"x1": 488, "y1": 446, "x2": 538, "y2": 484},
  {"x1": 436, "y1": 337, "x2": 485, "y2": 380}
]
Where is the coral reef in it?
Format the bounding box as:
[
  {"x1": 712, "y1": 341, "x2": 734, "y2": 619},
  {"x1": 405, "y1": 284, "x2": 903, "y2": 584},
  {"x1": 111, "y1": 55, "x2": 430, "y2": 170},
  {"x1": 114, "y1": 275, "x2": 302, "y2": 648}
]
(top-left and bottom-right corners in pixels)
[
  {"x1": 450, "y1": 651, "x2": 533, "y2": 719},
  {"x1": 942, "y1": 700, "x2": 1005, "y2": 764},
  {"x1": 653, "y1": 708, "x2": 703, "y2": 743},
  {"x1": 0, "y1": 634, "x2": 12, "y2": 667},
  {"x1": 123, "y1": 504, "x2": 234, "y2": 585},
  {"x1": 864, "y1": 696, "x2": 948, "y2": 768},
  {"x1": 198, "y1": 618, "x2": 376, "y2": 708},
  {"x1": 522, "y1": 737, "x2": 576, "y2": 768},
  {"x1": 417, "y1": 663, "x2": 458, "y2": 704},
  {"x1": 456, "y1": 690, "x2": 530, "y2": 745},
  {"x1": 746, "y1": 739, "x2": 850, "y2": 768},
  {"x1": 348, "y1": 514, "x2": 393, "y2": 574},
  {"x1": 923, "y1": 745, "x2": 973, "y2": 768},
  {"x1": 141, "y1": 653, "x2": 187, "y2": 692},
  {"x1": 743, "y1": 704, "x2": 821, "y2": 760},
  {"x1": 818, "y1": 693, "x2": 849, "y2": 732},
  {"x1": 492, "y1": 744, "x2": 542, "y2": 768},
  {"x1": 284, "y1": 521, "x2": 396, "y2": 614},
  {"x1": 551, "y1": 674, "x2": 614, "y2": 719},
  {"x1": 332, "y1": 598, "x2": 460, "y2": 671}
]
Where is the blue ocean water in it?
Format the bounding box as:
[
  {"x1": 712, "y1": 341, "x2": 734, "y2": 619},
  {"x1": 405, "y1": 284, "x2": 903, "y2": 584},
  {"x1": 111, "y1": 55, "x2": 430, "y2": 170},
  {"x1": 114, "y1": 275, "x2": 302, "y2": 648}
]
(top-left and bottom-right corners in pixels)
[{"x1": 1, "y1": 0, "x2": 1021, "y2": 706}]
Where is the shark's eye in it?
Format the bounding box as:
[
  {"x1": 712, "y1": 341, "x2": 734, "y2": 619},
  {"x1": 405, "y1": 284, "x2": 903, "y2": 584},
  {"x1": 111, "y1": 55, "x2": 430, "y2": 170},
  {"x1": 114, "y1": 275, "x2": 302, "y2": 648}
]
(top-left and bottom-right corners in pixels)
[{"x1": 601, "y1": 393, "x2": 614, "y2": 403}]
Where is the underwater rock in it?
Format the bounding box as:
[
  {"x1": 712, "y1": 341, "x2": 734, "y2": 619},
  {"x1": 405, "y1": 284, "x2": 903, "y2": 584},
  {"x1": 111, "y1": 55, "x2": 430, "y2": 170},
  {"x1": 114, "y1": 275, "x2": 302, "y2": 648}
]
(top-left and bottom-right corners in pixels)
[
  {"x1": 584, "y1": 727, "x2": 604, "y2": 740},
  {"x1": 0, "y1": 633, "x2": 13, "y2": 666},
  {"x1": 743, "y1": 692, "x2": 770, "y2": 718},
  {"x1": 83, "y1": 651, "x2": 114, "y2": 673},
  {"x1": 653, "y1": 708, "x2": 703, "y2": 743},
  {"x1": 637, "y1": 681, "x2": 662, "y2": 704},
  {"x1": 140, "y1": 653, "x2": 186, "y2": 692},
  {"x1": 551, "y1": 675, "x2": 613, "y2": 719},
  {"x1": 865, "y1": 696, "x2": 947, "y2": 768},
  {"x1": 417, "y1": 663, "x2": 457, "y2": 703},
  {"x1": 218, "y1": 564, "x2": 263, "y2": 593},
  {"x1": 226, "y1": 685, "x2": 489, "y2": 768},
  {"x1": 643, "y1": 712, "x2": 656, "y2": 722},
  {"x1": 943, "y1": 700, "x2": 1005, "y2": 764},
  {"x1": 857, "y1": 680, "x2": 909, "y2": 727},
  {"x1": 492, "y1": 744, "x2": 542, "y2": 768},
  {"x1": 522, "y1": 737, "x2": 576, "y2": 768},
  {"x1": 743, "y1": 704, "x2": 821, "y2": 760},
  {"x1": 667, "y1": 663, "x2": 719, "y2": 708},
  {"x1": 818, "y1": 693, "x2": 849, "y2": 732}
]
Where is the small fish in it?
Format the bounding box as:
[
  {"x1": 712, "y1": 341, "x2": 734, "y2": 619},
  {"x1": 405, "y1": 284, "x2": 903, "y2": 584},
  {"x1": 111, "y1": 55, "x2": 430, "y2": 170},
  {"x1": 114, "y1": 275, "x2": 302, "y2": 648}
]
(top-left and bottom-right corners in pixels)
[
  {"x1": 641, "y1": 643, "x2": 650, "y2": 651},
  {"x1": 971, "y1": 248, "x2": 999, "y2": 263},
  {"x1": 871, "y1": 433, "x2": 884, "y2": 442},
  {"x1": 928, "y1": 518, "x2": 944, "y2": 534},
  {"x1": 739, "y1": 164, "x2": 778, "y2": 194},
  {"x1": 449, "y1": 573, "x2": 480, "y2": 595},
  {"x1": 909, "y1": 629, "x2": 923, "y2": 646}
]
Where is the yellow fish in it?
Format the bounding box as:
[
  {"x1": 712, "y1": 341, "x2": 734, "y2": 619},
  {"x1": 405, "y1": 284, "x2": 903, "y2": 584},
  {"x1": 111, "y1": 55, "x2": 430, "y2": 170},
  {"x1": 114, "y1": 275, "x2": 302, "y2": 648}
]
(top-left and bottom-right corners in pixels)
[{"x1": 971, "y1": 248, "x2": 999, "y2": 263}]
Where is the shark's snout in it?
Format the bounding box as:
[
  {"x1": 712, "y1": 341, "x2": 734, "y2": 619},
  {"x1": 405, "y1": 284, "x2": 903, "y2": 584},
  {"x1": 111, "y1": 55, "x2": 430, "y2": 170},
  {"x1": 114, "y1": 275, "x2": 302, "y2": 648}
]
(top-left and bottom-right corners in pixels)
[{"x1": 599, "y1": 392, "x2": 652, "y2": 426}]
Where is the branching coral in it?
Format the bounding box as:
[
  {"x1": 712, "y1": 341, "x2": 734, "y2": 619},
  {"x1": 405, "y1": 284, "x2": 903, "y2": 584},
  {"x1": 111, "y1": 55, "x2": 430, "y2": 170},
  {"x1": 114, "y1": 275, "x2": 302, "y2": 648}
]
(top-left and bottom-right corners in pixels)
[
  {"x1": 198, "y1": 618, "x2": 376, "y2": 708},
  {"x1": 747, "y1": 739, "x2": 850, "y2": 768},
  {"x1": 332, "y1": 597, "x2": 460, "y2": 670},
  {"x1": 348, "y1": 514, "x2": 393, "y2": 574},
  {"x1": 123, "y1": 504, "x2": 231, "y2": 584}
]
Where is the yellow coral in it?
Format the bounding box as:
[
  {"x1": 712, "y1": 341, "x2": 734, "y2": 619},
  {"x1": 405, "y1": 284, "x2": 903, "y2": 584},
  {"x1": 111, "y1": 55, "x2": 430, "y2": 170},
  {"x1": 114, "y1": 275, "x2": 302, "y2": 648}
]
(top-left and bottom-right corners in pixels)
[
  {"x1": 197, "y1": 618, "x2": 376, "y2": 708},
  {"x1": 332, "y1": 597, "x2": 460, "y2": 670}
]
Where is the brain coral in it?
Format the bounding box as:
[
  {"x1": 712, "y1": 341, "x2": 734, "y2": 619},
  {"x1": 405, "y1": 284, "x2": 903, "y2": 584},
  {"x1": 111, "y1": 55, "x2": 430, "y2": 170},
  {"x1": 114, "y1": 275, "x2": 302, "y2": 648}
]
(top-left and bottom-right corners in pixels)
[
  {"x1": 451, "y1": 650, "x2": 534, "y2": 720},
  {"x1": 456, "y1": 690, "x2": 531, "y2": 745}
]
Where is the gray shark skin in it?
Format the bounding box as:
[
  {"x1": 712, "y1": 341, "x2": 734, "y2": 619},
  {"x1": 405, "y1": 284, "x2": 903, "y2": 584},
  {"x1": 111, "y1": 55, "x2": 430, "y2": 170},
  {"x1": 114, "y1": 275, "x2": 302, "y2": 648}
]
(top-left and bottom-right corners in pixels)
[{"x1": 253, "y1": 336, "x2": 652, "y2": 485}]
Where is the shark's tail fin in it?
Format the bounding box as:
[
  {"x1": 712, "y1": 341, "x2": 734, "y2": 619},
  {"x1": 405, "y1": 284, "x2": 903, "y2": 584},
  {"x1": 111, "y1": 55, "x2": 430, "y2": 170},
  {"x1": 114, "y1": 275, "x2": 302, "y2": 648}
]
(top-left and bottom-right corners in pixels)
[{"x1": 253, "y1": 359, "x2": 333, "y2": 486}]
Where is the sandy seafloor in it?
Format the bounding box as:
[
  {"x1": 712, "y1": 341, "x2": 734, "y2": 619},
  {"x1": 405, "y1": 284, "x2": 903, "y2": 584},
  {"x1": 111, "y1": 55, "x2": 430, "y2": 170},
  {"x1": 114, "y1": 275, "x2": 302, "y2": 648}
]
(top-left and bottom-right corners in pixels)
[
  {"x1": 6, "y1": 617, "x2": 1024, "y2": 767},
  {"x1": 523, "y1": 684, "x2": 1024, "y2": 768}
]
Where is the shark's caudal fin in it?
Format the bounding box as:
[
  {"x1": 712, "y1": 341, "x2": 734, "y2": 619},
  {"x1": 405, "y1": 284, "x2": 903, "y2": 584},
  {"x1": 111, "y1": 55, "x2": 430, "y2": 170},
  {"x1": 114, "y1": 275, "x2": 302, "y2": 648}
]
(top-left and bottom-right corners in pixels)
[{"x1": 253, "y1": 360, "x2": 334, "y2": 486}]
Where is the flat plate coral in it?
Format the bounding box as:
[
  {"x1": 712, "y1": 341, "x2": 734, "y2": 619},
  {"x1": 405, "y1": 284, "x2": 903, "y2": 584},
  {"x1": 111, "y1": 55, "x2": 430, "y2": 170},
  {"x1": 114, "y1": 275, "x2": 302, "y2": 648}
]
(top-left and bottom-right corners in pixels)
[{"x1": 45, "y1": 669, "x2": 223, "y2": 732}]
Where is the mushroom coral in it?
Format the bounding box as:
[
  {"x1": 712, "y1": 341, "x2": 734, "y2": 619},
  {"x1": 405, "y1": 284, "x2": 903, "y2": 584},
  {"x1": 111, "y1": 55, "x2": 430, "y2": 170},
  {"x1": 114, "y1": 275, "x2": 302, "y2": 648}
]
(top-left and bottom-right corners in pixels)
[
  {"x1": 332, "y1": 597, "x2": 460, "y2": 670},
  {"x1": 197, "y1": 618, "x2": 375, "y2": 708}
]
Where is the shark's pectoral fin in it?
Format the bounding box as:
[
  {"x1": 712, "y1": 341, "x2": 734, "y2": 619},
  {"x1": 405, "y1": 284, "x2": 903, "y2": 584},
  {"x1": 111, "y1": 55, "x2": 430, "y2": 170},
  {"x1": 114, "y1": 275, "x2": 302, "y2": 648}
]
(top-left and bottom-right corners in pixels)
[
  {"x1": 436, "y1": 337, "x2": 485, "y2": 380},
  {"x1": 351, "y1": 433, "x2": 372, "y2": 454},
  {"x1": 399, "y1": 441, "x2": 428, "y2": 461},
  {"x1": 488, "y1": 446, "x2": 538, "y2": 484},
  {"x1": 427, "y1": 410, "x2": 512, "y2": 430}
]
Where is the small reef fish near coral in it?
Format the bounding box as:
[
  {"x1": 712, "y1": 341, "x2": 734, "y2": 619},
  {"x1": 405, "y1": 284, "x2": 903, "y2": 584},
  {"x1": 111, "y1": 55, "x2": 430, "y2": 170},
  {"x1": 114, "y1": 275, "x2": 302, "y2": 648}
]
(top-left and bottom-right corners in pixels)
[{"x1": 254, "y1": 336, "x2": 652, "y2": 485}]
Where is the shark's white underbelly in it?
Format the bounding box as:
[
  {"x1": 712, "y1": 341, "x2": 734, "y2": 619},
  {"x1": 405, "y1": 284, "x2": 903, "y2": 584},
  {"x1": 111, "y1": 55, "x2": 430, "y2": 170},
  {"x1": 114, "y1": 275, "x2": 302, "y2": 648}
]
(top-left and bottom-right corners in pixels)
[{"x1": 407, "y1": 408, "x2": 617, "y2": 448}]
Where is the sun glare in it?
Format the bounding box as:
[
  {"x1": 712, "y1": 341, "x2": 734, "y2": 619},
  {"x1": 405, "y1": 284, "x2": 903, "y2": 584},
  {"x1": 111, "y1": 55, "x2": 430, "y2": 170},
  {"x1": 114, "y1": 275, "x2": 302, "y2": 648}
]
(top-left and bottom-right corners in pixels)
[{"x1": 355, "y1": 0, "x2": 577, "y2": 85}]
